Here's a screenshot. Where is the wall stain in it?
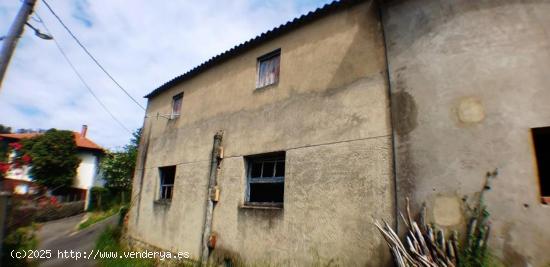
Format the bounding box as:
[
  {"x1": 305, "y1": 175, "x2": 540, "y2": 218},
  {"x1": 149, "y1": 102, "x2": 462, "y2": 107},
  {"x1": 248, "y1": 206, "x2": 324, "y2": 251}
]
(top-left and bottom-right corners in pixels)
[
  {"x1": 237, "y1": 207, "x2": 283, "y2": 230},
  {"x1": 391, "y1": 91, "x2": 418, "y2": 136},
  {"x1": 500, "y1": 222, "x2": 529, "y2": 267},
  {"x1": 389, "y1": 73, "x2": 418, "y2": 226}
]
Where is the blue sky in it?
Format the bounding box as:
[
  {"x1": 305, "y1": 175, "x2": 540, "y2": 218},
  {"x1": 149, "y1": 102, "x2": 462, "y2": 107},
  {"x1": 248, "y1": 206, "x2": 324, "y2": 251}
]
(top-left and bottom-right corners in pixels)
[{"x1": 0, "y1": 0, "x2": 333, "y2": 150}]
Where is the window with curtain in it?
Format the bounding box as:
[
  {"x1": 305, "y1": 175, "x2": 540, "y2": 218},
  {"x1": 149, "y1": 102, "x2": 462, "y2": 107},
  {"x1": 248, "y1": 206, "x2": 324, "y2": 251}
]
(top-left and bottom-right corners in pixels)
[
  {"x1": 172, "y1": 93, "x2": 183, "y2": 117},
  {"x1": 256, "y1": 49, "x2": 280, "y2": 88}
]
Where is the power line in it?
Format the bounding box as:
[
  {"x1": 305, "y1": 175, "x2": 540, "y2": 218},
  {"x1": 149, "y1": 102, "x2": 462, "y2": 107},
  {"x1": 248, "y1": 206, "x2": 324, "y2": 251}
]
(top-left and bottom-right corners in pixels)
[
  {"x1": 41, "y1": 0, "x2": 146, "y2": 111},
  {"x1": 35, "y1": 12, "x2": 132, "y2": 134}
]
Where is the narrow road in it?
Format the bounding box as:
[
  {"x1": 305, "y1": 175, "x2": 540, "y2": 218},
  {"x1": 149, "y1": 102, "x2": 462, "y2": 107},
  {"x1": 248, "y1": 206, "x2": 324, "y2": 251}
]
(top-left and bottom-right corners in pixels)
[{"x1": 37, "y1": 213, "x2": 118, "y2": 267}]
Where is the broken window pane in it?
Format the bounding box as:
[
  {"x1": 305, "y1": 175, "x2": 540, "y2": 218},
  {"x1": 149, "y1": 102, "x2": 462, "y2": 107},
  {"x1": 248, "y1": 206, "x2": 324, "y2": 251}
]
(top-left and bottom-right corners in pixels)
[
  {"x1": 263, "y1": 161, "x2": 275, "y2": 177},
  {"x1": 250, "y1": 162, "x2": 262, "y2": 178},
  {"x1": 275, "y1": 161, "x2": 285, "y2": 177}
]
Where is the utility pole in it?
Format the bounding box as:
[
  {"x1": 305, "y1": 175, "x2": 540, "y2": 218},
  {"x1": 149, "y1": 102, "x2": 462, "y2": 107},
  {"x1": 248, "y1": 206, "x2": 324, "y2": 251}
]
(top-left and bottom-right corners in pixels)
[
  {"x1": 0, "y1": 0, "x2": 36, "y2": 258},
  {"x1": 0, "y1": 0, "x2": 37, "y2": 91}
]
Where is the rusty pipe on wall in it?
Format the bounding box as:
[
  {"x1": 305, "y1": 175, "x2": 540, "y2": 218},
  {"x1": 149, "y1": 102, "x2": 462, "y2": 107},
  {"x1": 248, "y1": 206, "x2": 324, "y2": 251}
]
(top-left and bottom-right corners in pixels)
[{"x1": 200, "y1": 130, "x2": 223, "y2": 265}]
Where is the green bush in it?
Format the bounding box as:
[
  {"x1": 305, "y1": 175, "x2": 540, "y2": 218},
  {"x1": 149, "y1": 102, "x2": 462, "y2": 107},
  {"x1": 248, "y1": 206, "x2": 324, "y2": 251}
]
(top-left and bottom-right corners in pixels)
[
  {"x1": 88, "y1": 187, "x2": 109, "y2": 211},
  {"x1": 89, "y1": 187, "x2": 130, "y2": 211},
  {"x1": 20, "y1": 129, "x2": 81, "y2": 189},
  {"x1": 2, "y1": 224, "x2": 38, "y2": 267}
]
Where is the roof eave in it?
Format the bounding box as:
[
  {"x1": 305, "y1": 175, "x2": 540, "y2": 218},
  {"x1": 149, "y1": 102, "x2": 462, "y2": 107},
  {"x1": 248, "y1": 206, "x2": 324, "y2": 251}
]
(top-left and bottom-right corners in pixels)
[{"x1": 144, "y1": 0, "x2": 367, "y2": 99}]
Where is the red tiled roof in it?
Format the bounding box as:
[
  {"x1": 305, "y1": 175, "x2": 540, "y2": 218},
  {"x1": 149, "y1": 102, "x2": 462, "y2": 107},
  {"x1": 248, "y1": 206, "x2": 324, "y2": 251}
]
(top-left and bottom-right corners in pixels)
[
  {"x1": 0, "y1": 133, "x2": 40, "y2": 139},
  {"x1": 0, "y1": 132, "x2": 104, "y2": 152},
  {"x1": 71, "y1": 132, "x2": 103, "y2": 151}
]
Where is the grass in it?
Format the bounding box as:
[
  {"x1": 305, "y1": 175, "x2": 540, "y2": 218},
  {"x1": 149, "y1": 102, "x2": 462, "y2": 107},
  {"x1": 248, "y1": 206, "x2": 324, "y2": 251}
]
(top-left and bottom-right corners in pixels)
[
  {"x1": 95, "y1": 225, "x2": 155, "y2": 267},
  {"x1": 94, "y1": 226, "x2": 339, "y2": 267},
  {"x1": 78, "y1": 206, "x2": 119, "y2": 230}
]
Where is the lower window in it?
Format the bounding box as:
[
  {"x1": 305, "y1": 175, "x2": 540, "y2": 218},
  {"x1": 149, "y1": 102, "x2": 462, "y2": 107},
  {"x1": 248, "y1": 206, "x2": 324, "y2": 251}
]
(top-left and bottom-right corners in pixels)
[
  {"x1": 532, "y1": 127, "x2": 550, "y2": 204},
  {"x1": 159, "y1": 166, "x2": 176, "y2": 200},
  {"x1": 245, "y1": 152, "x2": 285, "y2": 205}
]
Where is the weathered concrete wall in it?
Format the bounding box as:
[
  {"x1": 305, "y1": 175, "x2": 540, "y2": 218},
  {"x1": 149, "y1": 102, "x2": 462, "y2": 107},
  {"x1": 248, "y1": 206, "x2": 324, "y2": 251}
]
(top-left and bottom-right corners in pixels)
[
  {"x1": 213, "y1": 137, "x2": 393, "y2": 266},
  {"x1": 382, "y1": 0, "x2": 550, "y2": 266},
  {"x1": 128, "y1": 1, "x2": 395, "y2": 265}
]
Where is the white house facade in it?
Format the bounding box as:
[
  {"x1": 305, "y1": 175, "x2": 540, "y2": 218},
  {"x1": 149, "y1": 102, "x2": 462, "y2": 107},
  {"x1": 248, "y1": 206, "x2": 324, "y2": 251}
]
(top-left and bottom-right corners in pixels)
[{"x1": 0, "y1": 125, "x2": 104, "y2": 209}]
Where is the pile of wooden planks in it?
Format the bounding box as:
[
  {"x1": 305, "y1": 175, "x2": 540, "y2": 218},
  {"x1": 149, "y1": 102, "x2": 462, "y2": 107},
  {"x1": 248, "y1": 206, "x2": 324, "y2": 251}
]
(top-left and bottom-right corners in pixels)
[
  {"x1": 377, "y1": 171, "x2": 497, "y2": 267},
  {"x1": 375, "y1": 198, "x2": 461, "y2": 267}
]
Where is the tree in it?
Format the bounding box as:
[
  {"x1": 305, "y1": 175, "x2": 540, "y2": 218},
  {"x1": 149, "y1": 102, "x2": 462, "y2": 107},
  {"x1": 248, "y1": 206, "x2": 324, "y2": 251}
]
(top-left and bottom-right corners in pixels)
[
  {"x1": 1, "y1": 124, "x2": 14, "y2": 178},
  {"x1": 0, "y1": 124, "x2": 12, "y2": 133},
  {"x1": 20, "y1": 129, "x2": 81, "y2": 189},
  {"x1": 100, "y1": 128, "x2": 141, "y2": 201}
]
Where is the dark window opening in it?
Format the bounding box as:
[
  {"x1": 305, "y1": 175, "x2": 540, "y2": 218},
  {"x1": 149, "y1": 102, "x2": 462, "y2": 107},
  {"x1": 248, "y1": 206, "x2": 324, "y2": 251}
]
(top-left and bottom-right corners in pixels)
[
  {"x1": 172, "y1": 93, "x2": 183, "y2": 117},
  {"x1": 256, "y1": 49, "x2": 280, "y2": 88},
  {"x1": 245, "y1": 152, "x2": 285, "y2": 205},
  {"x1": 249, "y1": 183, "x2": 284, "y2": 203},
  {"x1": 159, "y1": 166, "x2": 176, "y2": 200},
  {"x1": 532, "y1": 127, "x2": 550, "y2": 204}
]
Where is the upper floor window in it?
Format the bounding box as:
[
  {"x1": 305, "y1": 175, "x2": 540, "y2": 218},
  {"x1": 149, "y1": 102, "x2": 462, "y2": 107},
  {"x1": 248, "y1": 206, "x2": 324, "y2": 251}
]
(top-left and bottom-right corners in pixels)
[
  {"x1": 256, "y1": 49, "x2": 280, "y2": 88},
  {"x1": 172, "y1": 93, "x2": 183, "y2": 118},
  {"x1": 159, "y1": 166, "x2": 176, "y2": 201},
  {"x1": 245, "y1": 152, "x2": 285, "y2": 206}
]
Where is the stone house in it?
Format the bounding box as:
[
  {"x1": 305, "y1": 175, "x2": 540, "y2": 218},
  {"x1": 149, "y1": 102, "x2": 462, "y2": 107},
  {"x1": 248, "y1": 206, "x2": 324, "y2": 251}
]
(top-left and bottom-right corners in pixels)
[{"x1": 128, "y1": 0, "x2": 550, "y2": 266}]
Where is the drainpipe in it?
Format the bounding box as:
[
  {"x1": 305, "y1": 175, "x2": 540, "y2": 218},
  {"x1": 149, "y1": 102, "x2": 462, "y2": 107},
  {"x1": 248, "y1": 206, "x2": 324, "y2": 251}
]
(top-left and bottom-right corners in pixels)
[
  {"x1": 200, "y1": 131, "x2": 223, "y2": 265},
  {"x1": 377, "y1": 3, "x2": 400, "y2": 233},
  {"x1": 134, "y1": 117, "x2": 153, "y2": 225}
]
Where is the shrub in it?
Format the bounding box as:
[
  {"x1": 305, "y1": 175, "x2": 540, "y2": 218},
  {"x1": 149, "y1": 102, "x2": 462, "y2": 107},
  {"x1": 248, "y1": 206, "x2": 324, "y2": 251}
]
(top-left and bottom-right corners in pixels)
[
  {"x1": 89, "y1": 187, "x2": 126, "y2": 211},
  {"x1": 20, "y1": 129, "x2": 80, "y2": 189},
  {"x1": 2, "y1": 224, "x2": 38, "y2": 267},
  {"x1": 8, "y1": 200, "x2": 84, "y2": 230}
]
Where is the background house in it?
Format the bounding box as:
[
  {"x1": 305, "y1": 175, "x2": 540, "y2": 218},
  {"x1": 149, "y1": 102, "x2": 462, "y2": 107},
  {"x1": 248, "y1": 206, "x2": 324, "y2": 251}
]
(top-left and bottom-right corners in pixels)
[{"x1": 0, "y1": 125, "x2": 104, "y2": 209}]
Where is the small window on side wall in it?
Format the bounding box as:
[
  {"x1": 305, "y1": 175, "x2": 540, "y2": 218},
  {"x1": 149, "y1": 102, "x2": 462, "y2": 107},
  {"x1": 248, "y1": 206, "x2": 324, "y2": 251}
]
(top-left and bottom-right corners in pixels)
[
  {"x1": 159, "y1": 166, "x2": 176, "y2": 201},
  {"x1": 171, "y1": 93, "x2": 183, "y2": 119},
  {"x1": 532, "y1": 127, "x2": 550, "y2": 204},
  {"x1": 256, "y1": 49, "x2": 280, "y2": 88},
  {"x1": 245, "y1": 152, "x2": 285, "y2": 206}
]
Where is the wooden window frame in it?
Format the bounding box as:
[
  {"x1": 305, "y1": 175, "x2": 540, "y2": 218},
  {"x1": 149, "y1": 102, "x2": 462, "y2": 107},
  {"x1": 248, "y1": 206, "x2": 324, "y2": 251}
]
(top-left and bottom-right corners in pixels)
[
  {"x1": 171, "y1": 93, "x2": 184, "y2": 119},
  {"x1": 256, "y1": 49, "x2": 281, "y2": 89},
  {"x1": 245, "y1": 152, "x2": 285, "y2": 207},
  {"x1": 159, "y1": 166, "x2": 176, "y2": 201}
]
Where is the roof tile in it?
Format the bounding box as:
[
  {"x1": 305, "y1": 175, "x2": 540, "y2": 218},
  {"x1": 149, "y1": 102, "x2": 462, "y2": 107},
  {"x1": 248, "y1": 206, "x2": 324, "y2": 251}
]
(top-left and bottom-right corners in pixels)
[
  {"x1": 0, "y1": 132, "x2": 104, "y2": 152},
  {"x1": 145, "y1": 0, "x2": 366, "y2": 99}
]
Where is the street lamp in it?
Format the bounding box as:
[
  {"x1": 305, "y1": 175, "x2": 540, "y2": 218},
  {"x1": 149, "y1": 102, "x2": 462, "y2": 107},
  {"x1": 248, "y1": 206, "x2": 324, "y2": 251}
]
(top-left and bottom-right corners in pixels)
[{"x1": 25, "y1": 22, "x2": 53, "y2": 40}]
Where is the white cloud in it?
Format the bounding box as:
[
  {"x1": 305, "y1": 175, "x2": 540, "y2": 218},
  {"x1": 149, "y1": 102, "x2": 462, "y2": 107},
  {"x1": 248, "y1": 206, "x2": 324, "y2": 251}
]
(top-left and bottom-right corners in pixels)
[{"x1": 0, "y1": 0, "x2": 333, "y2": 150}]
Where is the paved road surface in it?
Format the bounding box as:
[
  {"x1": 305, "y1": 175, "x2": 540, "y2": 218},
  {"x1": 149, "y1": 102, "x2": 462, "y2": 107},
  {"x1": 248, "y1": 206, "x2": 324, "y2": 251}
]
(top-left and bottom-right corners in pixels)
[{"x1": 37, "y1": 213, "x2": 118, "y2": 267}]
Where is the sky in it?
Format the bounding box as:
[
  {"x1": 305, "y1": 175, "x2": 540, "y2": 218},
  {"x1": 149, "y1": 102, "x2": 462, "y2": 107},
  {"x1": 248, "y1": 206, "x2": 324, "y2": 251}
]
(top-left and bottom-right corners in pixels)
[{"x1": 0, "y1": 0, "x2": 333, "y2": 150}]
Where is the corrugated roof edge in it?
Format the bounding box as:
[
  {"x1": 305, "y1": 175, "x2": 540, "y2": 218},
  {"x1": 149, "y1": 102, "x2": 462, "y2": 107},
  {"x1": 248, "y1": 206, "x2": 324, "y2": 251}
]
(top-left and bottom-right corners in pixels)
[{"x1": 144, "y1": 0, "x2": 367, "y2": 99}]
